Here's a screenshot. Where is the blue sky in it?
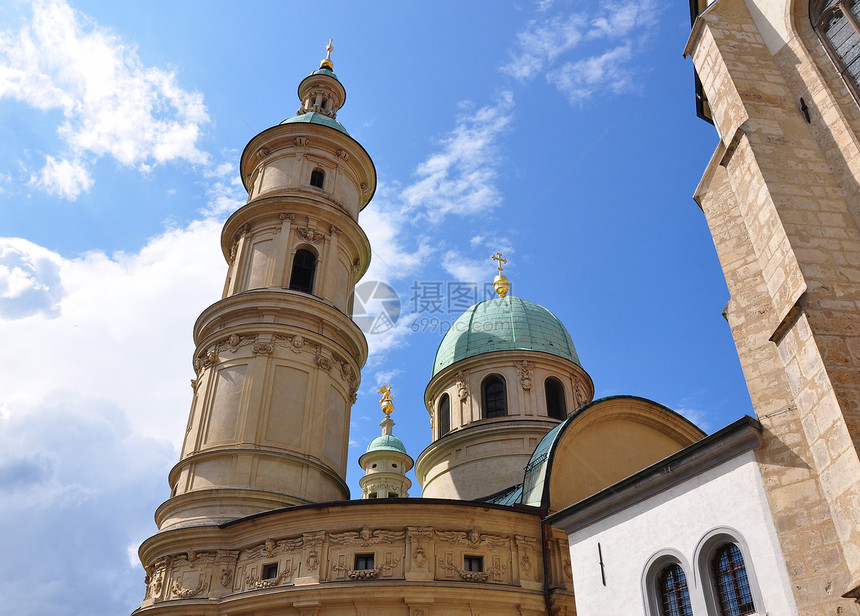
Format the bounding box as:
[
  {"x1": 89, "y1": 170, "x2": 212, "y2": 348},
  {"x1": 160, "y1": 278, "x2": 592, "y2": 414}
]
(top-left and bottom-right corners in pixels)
[{"x1": 0, "y1": 1, "x2": 750, "y2": 614}]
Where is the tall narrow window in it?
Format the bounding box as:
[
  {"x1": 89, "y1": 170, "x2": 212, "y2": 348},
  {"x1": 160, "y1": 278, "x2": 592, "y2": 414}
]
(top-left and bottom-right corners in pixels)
[
  {"x1": 439, "y1": 393, "x2": 451, "y2": 436},
  {"x1": 289, "y1": 249, "x2": 316, "y2": 294},
  {"x1": 712, "y1": 544, "x2": 755, "y2": 616},
  {"x1": 658, "y1": 564, "x2": 693, "y2": 616},
  {"x1": 310, "y1": 168, "x2": 325, "y2": 188},
  {"x1": 482, "y1": 375, "x2": 507, "y2": 418},
  {"x1": 545, "y1": 377, "x2": 567, "y2": 420},
  {"x1": 812, "y1": 0, "x2": 860, "y2": 99}
]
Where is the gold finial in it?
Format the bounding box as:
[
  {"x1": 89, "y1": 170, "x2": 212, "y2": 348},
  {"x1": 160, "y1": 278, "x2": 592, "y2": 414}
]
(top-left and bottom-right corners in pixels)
[
  {"x1": 492, "y1": 252, "x2": 511, "y2": 298},
  {"x1": 378, "y1": 384, "x2": 394, "y2": 416},
  {"x1": 320, "y1": 38, "x2": 334, "y2": 70}
]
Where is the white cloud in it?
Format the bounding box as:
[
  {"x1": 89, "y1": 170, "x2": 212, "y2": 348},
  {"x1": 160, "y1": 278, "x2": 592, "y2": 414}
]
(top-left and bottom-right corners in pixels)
[
  {"x1": 588, "y1": 0, "x2": 658, "y2": 39},
  {"x1": 501, "y1": 14, "x2": 586, "y2": 80},
  {"x1": 0, "y1": 0, "x2": 210, "y2": 199},
  {"x1": 0, "y1": 218, "x2": 225, "y2": 444},
  {"x1": 555, "y1": 44, "x2": 634, "y2": 103},
  {"x1": 400, "y1": 92, "x2": 514, "y2": 223},
  {"x1": 501, "y1": 1, "x2": 659, "y2": 104},
  {"x1": 31, "y1": 154, "x2": 93, "y2": 200}
]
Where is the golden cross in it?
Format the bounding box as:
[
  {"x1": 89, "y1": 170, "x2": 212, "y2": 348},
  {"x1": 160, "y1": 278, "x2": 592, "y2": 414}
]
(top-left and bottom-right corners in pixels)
[
  {"x1": 492, "y1": 252, "x2": 507, "y2": 274},
  {"x1": 325, "y1": 38, "x2": 333, "y2": 61}
]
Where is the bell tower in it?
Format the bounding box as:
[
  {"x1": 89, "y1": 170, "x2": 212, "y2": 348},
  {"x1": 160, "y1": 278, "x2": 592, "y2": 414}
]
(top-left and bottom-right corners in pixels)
[{"x1": 155, "y1": 42, "x2": 376, "y2": 530}]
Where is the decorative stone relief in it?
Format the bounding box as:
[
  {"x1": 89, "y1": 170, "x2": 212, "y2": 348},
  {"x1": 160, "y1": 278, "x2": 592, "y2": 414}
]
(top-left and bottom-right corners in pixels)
[
  {"x1": 408, "y1": 527, "x2": 433, "y2": 569},
  {"x1": 296, "y1": 226, "x2": 326, "y2": 243},
  {"x1": 252, "y1": 341, "x2": 273, "y2": 355},
  {"x1": 244, "y1": 564, "x2": 292, "y2": 589},
  {"x1": 255, "y1": 147, "x2": 269, "y2": 160},
  {"x1": 279, "y1": 212, "x2": 295, "y2": 221},
  {"x1": 193, "y1": 349, "x2": 218, "y2": 374},
  {"x1": 336, "y1": 149, "x2": 350, "y2": 161},
  {"x1": 171, "y1": 577, "x2": 207, "y2": 598},
  {"x1": 295, "y1": 136, "x2": 307, "y2": 147},
  {"x1": 331, "y1": 555, "x2": 400, "y2": 580},
  {"x1": 435, "y1": 529, "x2": 507, "y2": 548},
  {"x1": 515, "y1": 361, "x2": 534, "y2": 390},
  {"x1": 329, "y1": 527, "x2": 405, "y2": 546},
  {"x1": 455, "y1": 372, "x2": 469, "y2": 401},
  {"x1": 438, "y1": 555, "x2": 503, "y2": 582},
  {"x1": 329, "y1": 225, "x2": 342, "y2": 237}
]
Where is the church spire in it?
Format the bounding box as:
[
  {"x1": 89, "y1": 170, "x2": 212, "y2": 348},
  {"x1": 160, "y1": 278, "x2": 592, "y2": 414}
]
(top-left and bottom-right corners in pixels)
[
  {"x1": 320, "y1": 38, "x2": 334, "y2": 71},
  {"x1": 492, "y1": 252, "x2": 511, "y2": 298}
]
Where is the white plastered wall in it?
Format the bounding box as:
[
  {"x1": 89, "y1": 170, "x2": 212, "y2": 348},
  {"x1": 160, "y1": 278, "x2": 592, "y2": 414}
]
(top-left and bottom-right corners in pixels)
[{"x1": 566, "y1": 451, "x2": 797, "y2": 616}]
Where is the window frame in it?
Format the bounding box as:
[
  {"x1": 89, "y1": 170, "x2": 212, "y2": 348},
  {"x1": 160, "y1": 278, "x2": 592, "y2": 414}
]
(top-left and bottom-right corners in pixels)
[
  {"x1": 694, "y1": 528, "x2": 764, "y2": 616},
  {"x1": 354, "y1": 553, "x2": 375, "y2": 571},
  {"x1": 438, "y1": 392, "x2": 451, "y2": 436},
  {"x1": 310, "y1": 168, "x2": 325, "y2": 189},
  {"x1": 642, "y1": 551, "x2": 697, "y2": 616},
  {"x1": 544, "y1": 376, "x2": 567, "y2": 420},
  {"x1": 811, "y1": 0, "x2": 860, "y2": 104},
  {"x1": 288, "y1": 247, "x2": 318, "y2": 294},
  {"x1": 481, "y1": 374, "x2": 508, "y2": 419}
]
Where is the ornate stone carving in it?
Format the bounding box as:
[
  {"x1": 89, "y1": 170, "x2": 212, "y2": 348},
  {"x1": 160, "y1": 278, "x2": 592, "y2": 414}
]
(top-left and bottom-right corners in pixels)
[
  {"x1": 194, "y1": 349, "x2": 217, "y2": 373},
  {"x1": 348, "y1": 387, "x2": 358, "y2": 404},
  {"x1": 329, "y1": 225, "x2": 342, "y2": 237},
  {"x1": 171, "y1": 576, "x2": 207, "y2": 598},
  {"x1": 329, "y1": 527, "x2": 405, "y2": 546},
  {"x1": 295, "y1": 136, "x2": 307, "y2": 147},
  {"x1": 455, "y1": 372, "x2": 469, "y2": 401},
  {"x1": 515, "y1": 361, "x2": 534, "y2": 390},
  {"x1": 315, "y1": 353, "x2": 332, "y2": 371},
  {"x1": 279, "y1": 212, "x2": 295, "y2": 221},
  {"x1": 252, "y1": 341, "x2": 273, "y2": 355},
  {"x1": 296, "y1": 226, "x2": 326, "y2": 243},
  {"x1": 438, "y1": 555, "x2": 503, "y2": 582},
  {"x1": 244, "y1": 564, "x2": 292, "y2": 589},
  {"x1": 435, "y1": 528, "x2": 507, "y2": 548},
  {"x1": 332, "y1": 556, "x2": 400, "y2": 580},
  {"x1": 255, "y1": 147, "x2": 269, "y2": 160},
  {"x1": 336, "y1": 149, "x2": 350, "y2": 161}
]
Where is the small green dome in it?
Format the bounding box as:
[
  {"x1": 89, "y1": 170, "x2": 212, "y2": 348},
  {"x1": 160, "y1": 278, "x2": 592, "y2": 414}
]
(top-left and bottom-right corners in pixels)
[
  {"x1": 366, "y1": 434, "x2": 407, "y2": 454},
  {"x1": 432, "y1": 296, "x2": 580, "y2": 377},
  {"x1": 280, "y1": 112, "x2": 350, "y2": 135}
]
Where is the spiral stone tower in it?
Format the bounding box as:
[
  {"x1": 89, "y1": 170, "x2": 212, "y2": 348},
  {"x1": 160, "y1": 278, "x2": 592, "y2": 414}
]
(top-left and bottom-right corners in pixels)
[{"x1": 155, "y1": 43, "x2": 376, "y2": 530}]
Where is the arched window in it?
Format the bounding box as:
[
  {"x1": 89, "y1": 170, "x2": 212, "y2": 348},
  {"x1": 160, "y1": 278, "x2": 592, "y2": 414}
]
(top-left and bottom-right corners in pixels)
[
  {"x1": 657, "y1": 564, "x2": 693, "y2": 616},
  {"x1": 712, "y1": 544, "x2": 755, "y2": 616},
  {"x1": 438, "y1": 393, "x2": 450, "y2": 437},
  {"x1": 310, "y1": 168, "x2": 325, "y2": 188},
  {"x1": 481, "y1": 375, "x2": 507, "y2": 418},
  {"x1": 545, "y1": 377, "x2": 567, "y2": 420},
  {"x1": 812, "y1": 0, "x2": 860, "y2": 98},
  {"x1": 289, "y1": 249, "x2": 316, "y2": 294}
]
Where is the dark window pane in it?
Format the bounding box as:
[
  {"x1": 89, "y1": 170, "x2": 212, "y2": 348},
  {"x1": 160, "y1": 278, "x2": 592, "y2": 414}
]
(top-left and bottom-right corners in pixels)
[
  {"x1": 439, "y1": 393, "x2": 451, "y2": 435},
  {"x1": 545, "y1": 378, "x2": 567, "y2": 420},
  {"x1": 289, "y1": 249, "x2": 316, "y2": 294},
  {"x1": 482, "y1": 375, "x2": 507, "y2": 418},
  {"x1": 354, "y1": 554, "x2": 374, "y2": 570},
  {"x1": 310, "y1": 169, "x2": 324, "y2": 188}
]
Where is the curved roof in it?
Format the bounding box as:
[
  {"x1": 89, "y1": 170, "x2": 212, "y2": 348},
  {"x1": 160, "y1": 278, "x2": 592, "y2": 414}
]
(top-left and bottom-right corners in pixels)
[
  {"x1": 432, "y1": 296, "x2": 580, "y2": 377},
  {"x1": 280, "y1": 112, "x2": 350, "y2": 136},
  {"x1": 520, "y1": 395, "x2": 706, "y2": 510},
  {"x1": 366, "y1": 434, "x2": 407, "y2": 454}
]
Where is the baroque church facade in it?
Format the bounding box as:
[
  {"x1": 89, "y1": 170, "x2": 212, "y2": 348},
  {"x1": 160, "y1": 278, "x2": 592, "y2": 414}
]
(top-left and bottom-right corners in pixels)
[{"x1": 134, "y1": 0, "x2": 860, "y2": 611}]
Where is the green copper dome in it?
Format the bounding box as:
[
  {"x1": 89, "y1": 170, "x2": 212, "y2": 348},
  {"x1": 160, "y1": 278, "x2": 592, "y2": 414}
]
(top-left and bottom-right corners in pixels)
[
  {"x1": 280, "y1": 112, "x2": 350, "y2": 135},
  {"x1": 432, "y1": 296, "x2": 580, "y2": 377},
  {"x1": 366, "y1": 434, "x2": 407, "y2": 454}
]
